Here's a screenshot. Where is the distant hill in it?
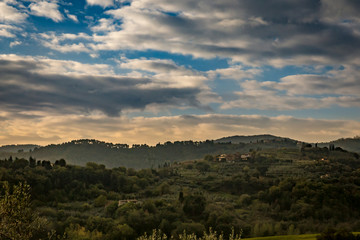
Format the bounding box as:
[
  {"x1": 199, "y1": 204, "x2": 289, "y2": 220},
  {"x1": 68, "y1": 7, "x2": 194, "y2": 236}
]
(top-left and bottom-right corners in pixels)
[
  {"x1": 1, "y1": 139, "x2": 239, "y2": 168},
  {"x1": 217, "y1": 135, "x2": 360, "y2": 153},
  {"x1": 215, "y1": 134, "x2": 297, "y2": 144},
  {"x1": 0, "y1": 137, "x2": 299, "y2": 169},
  {"x1": 317, "y1": 137, "x2": 360, "y2": 153},
  {"x1": 4, "y1": 135, "x2": 358, "y2": 169},
  {"x1": 0, "y1": 144, "x2": 40, "y2": 153}
]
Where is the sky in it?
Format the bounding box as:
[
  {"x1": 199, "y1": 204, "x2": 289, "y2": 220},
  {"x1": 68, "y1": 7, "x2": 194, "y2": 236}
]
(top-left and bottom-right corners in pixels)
[{"x1": 1, "y1": 0, "x2": 360, "y2": 146}]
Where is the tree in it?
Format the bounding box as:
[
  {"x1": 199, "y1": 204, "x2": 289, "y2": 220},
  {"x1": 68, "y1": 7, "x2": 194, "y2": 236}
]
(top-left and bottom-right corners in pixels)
[
  {"x1": 0, "y1": 182, "x2": 46, "y2": 240},
  {"x1": 196, "y1": 161, "x2": 210, "y2": 173},
  {"x1": 42, "y1": 160, "x2": 52, "y2": 170},
  {"x1": 29, "y1": 157, "x2": 36, "y2": 168},
  {"x1": 173, "y1": 222, "x2": 206, "y2": 237},
  {"x1": 178, "y1": 191, "x2": 184, "y2": 203},
  {"x1": 65, "y1": 224, "x2": 103, "y2": 240},
  {"x1": 204, "y1": 155, "x2": 214, "y2": 162},
  {"x1": 316, "y1": 228, "x2": 360, "y2": 240},
  {"x1": 183, "y1": 195, "x2": 206, "y2": 217},
  {"x1": 54, "y1": 159, "x2": 66, "y2": 167},
  {"x1": 11, "y1": 158, "x2": 29, "y2": 169},
  {"x1": 109, "y1": 224, "x2": 135, "y2": 240},
  {"x1": 94, "y1": 195, "x2": 107, "y2": 207}
]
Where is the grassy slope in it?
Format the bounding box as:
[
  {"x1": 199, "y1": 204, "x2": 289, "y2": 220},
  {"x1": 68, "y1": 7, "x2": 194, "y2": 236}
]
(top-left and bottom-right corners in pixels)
[
  {"x1": 243, "y1": 232, "x2": 360, "y2": 240},
  {"x1": 243, "y1": 234, "x2": 317, "y2": 240}
]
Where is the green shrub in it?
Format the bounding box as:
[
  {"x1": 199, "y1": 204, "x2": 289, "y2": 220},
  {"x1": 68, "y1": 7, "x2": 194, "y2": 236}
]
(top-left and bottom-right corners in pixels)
[{"x1": 316, "y1": 228, "x2": 360, "y2": 240}]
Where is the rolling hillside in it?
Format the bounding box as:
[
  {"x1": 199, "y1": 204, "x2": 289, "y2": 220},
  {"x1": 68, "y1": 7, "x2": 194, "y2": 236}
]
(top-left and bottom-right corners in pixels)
[
  {"x1": 1, "y1": 135, "x2": 359, "y2": 168},
  {"x1": 0, "y1": 137, "x2": 298, "y2": 168},
  {"x1": 317, "y1": 137, "x2": 360, "y2": 153},
  {"x1": 215, "y1": 134, "x2": 297, "y2": 144}
]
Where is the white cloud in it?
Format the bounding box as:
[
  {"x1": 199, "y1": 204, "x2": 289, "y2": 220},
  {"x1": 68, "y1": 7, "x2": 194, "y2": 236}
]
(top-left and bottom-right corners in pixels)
[
  {"x1": 0, "y1": 24, "x2": 20, "y2": 38},
  {"x1": 0, "y1": 54, "x2": 114, "y2": 76},
  {"x1": 275, "y1": 65, "x2": 360, "y2": 96},
  {"x1": 0, "y1": 29, "x2": 14, "y2": 37},
  {"x1": 87, "y1": 0, "x2": 114, "y2": 8},
  {"x1": 64, "y1": 9, "x2": 78, "y2": 22},
  {"x1": 37, "y1": 32, "x2": 92, "y2": 53},
  {"x1": 207, "y1": 65, "x2": 261, "y2": 81},
  {"x1": 91, "y1": 18, "x2": 117, "y2": 32},
  {"x1": 0, "y1": 2, "x2": 27, "y2": 23},
  {"x1": 9, "y1": 40, "x2": 21, "y2": 47},
  {"x1": 221, "y1": 80, "x2": 325, "y2": 110},
  {"x1": 118, "y1": 57, "x2": 209, "y2": 88},
  {"x1": 29, "y1": 1, "x2": 63, "y2": 22},
  {"x1": 221, "y1": 66, "x2": 360, "y2": 111}
]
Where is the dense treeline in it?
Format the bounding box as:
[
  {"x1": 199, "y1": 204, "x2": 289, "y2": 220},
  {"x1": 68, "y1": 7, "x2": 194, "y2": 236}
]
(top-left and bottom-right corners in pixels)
[{"x1": 0, "y1": 146, "x2": 360, "y2": 239}]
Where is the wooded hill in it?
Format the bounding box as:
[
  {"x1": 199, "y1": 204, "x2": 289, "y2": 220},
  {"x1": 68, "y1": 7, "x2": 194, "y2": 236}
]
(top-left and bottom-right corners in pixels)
[
  {"x1": 0, "y1": 135, "x2": 359, "y2": 169},
  {"x1": 0, "y1": 144, "x2": 40, "y2": 153},
  {"x1": 214, "y1": 134, "x2": 296, "y2": 144},
  {"x1": 317, "y1": 137, "x2": 360, "y2": 153},
  {"x1": 0, "y1": 145, "x2": 359, "y2": 239},
  {"x1": 0, "y1": 136, "x2": 298, "y2": 169}
]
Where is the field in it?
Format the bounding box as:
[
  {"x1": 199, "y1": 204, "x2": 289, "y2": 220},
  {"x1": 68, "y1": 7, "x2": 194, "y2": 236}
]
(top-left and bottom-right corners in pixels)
[
  {"x1": 243, "y1": 234, "x2": 317, "y2": 240},
  {"x1": 244, "y1": 232, "x2": 360, "y2": 240}
]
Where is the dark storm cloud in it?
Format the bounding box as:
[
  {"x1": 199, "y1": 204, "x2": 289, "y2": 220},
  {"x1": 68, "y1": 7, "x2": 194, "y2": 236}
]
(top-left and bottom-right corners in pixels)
[
  {"x1": 237, "y1": 0, "x2": 321, "y2": 22},
  {"x1": 0, "y1": 58, "x2": 203, "y2": 116}
]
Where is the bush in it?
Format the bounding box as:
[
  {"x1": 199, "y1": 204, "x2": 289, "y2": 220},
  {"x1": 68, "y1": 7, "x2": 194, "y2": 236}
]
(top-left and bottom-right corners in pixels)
[
  {"x1": 0, "y1": 182, "x2": 48, "y2": 240},
  {"x1": 137, "y1": 228, "x2": 242, "y2": 240},
  {"x1": 183, "y1": 195, "x2": 206, "y2": 217},
  {"x1": 94, "y1": 195, "x2": 107, "y2": 207},
  {"x1": 316, "y1": 228, "x2": 360, "y2": 240}
]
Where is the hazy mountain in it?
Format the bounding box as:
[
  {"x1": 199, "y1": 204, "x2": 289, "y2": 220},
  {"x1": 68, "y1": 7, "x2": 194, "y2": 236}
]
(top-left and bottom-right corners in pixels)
[
  {"x1": 217, "y1": 135, "x2": 360, "y2": 153},
  {"x1": 215, "y1": 134, "x2": 297, "y2": 144},
  {"x1": 317, "y1": 137, "x2": 360, "y2": 153},
  {"x1": 0, "y1": 144, "x2": 40, "y2": 153}
]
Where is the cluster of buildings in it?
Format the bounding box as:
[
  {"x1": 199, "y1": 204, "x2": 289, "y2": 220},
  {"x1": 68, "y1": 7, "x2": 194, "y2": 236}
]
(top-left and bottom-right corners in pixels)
[{"x1": 215, "y1": 153, "x2": 252, "y2": 163}]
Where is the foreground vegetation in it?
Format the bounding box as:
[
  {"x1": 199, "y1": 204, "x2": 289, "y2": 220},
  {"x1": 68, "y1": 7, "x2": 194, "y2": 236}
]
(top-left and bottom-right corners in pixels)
[{"x1": 1, "y1": 144, "x2": 360, "y2": 239}]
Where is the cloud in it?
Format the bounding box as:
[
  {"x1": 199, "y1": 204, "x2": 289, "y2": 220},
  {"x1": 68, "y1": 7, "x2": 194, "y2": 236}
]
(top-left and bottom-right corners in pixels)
[
  {"x1": 207, "y1": 65, "x2": 261, "y2": 81},
  {"x1": 0, "y1": 1, "x2": 26, "y2": 38},
  {"x1": 36, "y1": 32, "x2": 92, "y2": 53},
  {"x1": 1, "y1": 113, "x2": 359, "y2": 146},
  {"x1": 27, "y1": 0, "x2": 360, "y2": 69},
  {"x1": 221, "y1": 65, "x2": 360, "y2": 110},
  {"x1": 82, "y1": 0, "x2": 360, "y2": 66},
  {"x1": 0, "y1": 54, "x2": 211, "y2": 116},
  {"x1": 118, "y1": 57, "x2": 209, "y2": 88},
  {"x1": 320, "y1": 0, "x2": 360, "y2": 24},
  {"x1": 9, "y1": 40, "x2": 21, "y2": 47},
  {"x1": 117, "y1": 57, "x2": 220, "y2": 106},
  {"x1": 87, "y1": 0, "x2": 114, "y2": 8},
  {"x1": 0, "y1": 2, "x2": 27, "y2": 23},
  {"x1": 91, "y1": 18, "x2": 117, "y2": 32},
  {"x1": 2, "y1": 1, "x2": 360, "y2": 146},
  {"x1": 29, "y1": 1, "x2": 63, "y2": 22},
  {"x1": 276, "y1": 75, "x2": 360, "y2": 96},
  {"x1": 221, "y1": 80, "x2": 325, "y2": 110},
  {"x1": 0, "y1": 24, "x2": 20, "y2": 38},
  {"x1": 64, "y1": 9, "x2": 78, "y2": 22}
]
